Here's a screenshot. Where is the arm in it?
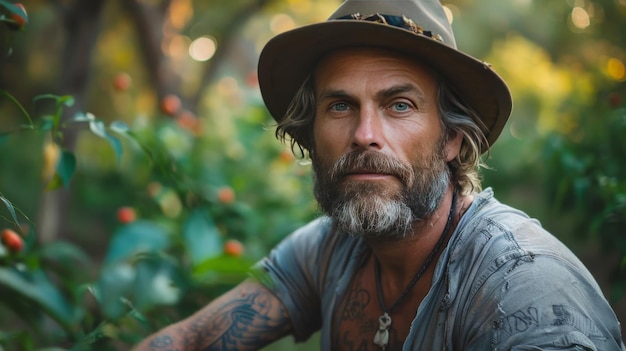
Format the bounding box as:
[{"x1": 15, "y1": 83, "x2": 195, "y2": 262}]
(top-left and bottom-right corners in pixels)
[{"x1": 132, "y1": 279, "x2": 293, "y2": 351}]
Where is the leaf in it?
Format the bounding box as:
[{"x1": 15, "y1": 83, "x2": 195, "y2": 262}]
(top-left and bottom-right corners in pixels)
[
  {"x1": 89, "y1": 119, "x2": 123, "y2": 164},
  {"x1": 33, "y1": 94, "x2": 72, "y2": 105},
  {"x1": 109, "y1": 120, "x2": 130, "y2": 133},
  {"x1": 88, "y1": 119, "x2": 107, "y2": 139},
  {"x1": 0, "y1": 90, "x2": 33, "y2": 126},
  {"x1": 45, "y1": 174, "x2": 64, "y2": 191},
  {"x1": 39, "y1": 241, "x2": 92, "y2": 268},
  {"x1": 0, "y1": 268, "x2": 79, "y2": 332},
  {"x1": 69, "y1": 320, "x2": 112, "y2": 351},
  {"x1": 183, "y1": 208, "x2": 223, "y2": 265},
  {"x1": 57, "y1": 151, "x2": 76, "y2": 187},
  {"x1": 133, "y1": 256, "x2": 183, "y2": 310},
  {"x1": 192, "y1": 255, "x2": 254, "y2": 277},
  {"x1": 45, "y1": 151, "x2": 76, "y2": 190},
  {"x1": 96, "y1": 262, "x2": 137, "y2": 319},
  {"x1": 103, "y1": 220, "x2": 170, "y2": 265},
  {"x1": 0, "y1": 195, "x2": 19, "y2": 226},
  {"x1": 70, "y1": 112, "x2": 96, "y2": 122}
]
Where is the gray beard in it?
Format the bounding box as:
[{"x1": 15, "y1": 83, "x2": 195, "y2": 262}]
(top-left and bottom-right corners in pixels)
[{"x1": 312, "y1": 146, "x2": 450, "y2": 242}]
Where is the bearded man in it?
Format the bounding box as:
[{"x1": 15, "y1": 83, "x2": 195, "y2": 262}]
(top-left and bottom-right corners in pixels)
[{"x1": 132, "y1": 0, "x2": 626, "y2": 350}]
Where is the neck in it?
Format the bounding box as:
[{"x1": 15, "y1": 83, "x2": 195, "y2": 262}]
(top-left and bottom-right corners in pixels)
[{"x1": 368, "y1": 186, "x2": 469, "y2": 287}]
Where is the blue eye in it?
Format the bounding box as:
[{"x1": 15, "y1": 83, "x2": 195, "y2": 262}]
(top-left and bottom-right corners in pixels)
[
  {"x1": 391, "y1": 102, "x2": 411, "y2": 112},
  {"x1": 330, "y1": 102, "x2": 350, "y2": 112}
]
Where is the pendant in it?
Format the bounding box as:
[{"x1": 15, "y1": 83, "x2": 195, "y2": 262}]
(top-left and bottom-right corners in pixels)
[{"x1": 373, "y1": 312, "x2": 392, "y2": 349}]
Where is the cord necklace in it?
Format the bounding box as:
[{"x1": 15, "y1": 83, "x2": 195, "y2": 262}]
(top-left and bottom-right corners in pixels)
[{"x1": 372, "y1": 190, "x2": 458, "y2": 350}]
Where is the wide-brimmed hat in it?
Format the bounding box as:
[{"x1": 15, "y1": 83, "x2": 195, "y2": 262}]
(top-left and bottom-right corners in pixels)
[{"x1": 258, "y1": 0, "x2": 512, "y2": 152}]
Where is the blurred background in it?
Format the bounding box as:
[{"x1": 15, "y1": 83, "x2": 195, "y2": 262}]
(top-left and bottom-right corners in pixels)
[{"x1": 0, "y1": 0, "x2": 624, "y2": 349}]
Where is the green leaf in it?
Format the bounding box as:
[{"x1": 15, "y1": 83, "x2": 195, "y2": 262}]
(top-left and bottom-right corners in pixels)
[
  {"x1": 89, "y1": 119, "x2": 107, "y2": 138},
  {"x1": 39, "y1": 241, "x2": 92, "y2": 268},
  {"x1": 96, "y1": 262, "x2": 136, "y2": 319},
  {"x1": 133, "y1": 256, "x2": 183, "y2": 310},
  {"x1": 57, "y1": 151, "x2": 76, "y2": 187},
  {"x1": 89, "y1": 120, "x2": 123, "y2": 164},
  {"x1": 109, "y1": 120, "x2": 130, "y2": 133},
  {"x1": 33, "y1": 94, "x2": 73, "y2": 106},
  {"x1": 39, "y1": 116, "x2": 54, "y2": 131},
  {"x1": 46, "y1": 151, "x2": 76, "y2": 190},
  {"x1": 0, "y1": 90, "x2": 33, "y2": 126},
  {"x1": 0, "y1": 267, "x2": 79, "y2": 332},
  {"x1": 70, "y1": 112, "x2": 95, "y2": 122},
  {"x1": 103, "y1": 220, "x2": 170, "y2": 265},
  {"x1": 183, "y1": 208, "x2": 223, "y2": 265},
  {"x1": 0, "y1": 195, "x2": 19, "y2": 226},
  {"x1": 45, "y1": 174, "x2": 64, "y2": 191},
  {"x1": 192, "y1": 255, "x2": 253, "y2": 277}
]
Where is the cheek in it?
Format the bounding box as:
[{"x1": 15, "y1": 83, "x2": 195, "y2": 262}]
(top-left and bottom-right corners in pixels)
[{"x1": 313, "y1": 119, "x2": 347, "y2": 157}]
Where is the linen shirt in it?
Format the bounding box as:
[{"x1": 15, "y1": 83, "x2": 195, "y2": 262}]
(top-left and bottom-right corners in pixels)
[{"x1": 257, "y1": 188, "x2": 626, "y2": 350}]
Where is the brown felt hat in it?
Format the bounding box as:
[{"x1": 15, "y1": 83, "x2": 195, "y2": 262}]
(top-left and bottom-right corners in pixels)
[{"x1": 258, "y1": 0, "x2": 513, "y2": 152}]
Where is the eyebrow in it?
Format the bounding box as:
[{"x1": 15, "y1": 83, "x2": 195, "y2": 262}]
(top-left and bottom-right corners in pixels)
[
  {"x1": 376, "y1": 83, "x2": 427, "y2": 104},
  {"x1": 318, "y1": 89, "x2": 352, "y2": 101},
  {"x1": 317, "y1": 83, "x2": 428, "y2": 104}
]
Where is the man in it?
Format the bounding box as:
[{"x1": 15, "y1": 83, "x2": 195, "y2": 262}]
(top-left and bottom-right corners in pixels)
[{"x1": 133, "y1": 0, "x2": 625, "y2": 350}]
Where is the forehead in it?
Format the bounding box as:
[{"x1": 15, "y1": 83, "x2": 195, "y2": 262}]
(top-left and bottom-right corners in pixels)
[{"x1": 314, "y1": 47, "x2": 438, "y2": 90}]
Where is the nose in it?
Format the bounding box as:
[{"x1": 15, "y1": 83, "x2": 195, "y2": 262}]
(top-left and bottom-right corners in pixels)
[{"x1": 351, "y1": 107, "x2": 385, "y2": 150}]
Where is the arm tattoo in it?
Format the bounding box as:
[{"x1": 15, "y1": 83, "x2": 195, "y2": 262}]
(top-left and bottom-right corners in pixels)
[
  {"x1": 181, "y1": 283, "x2": 291, "y2": 350},
  {"x1": 149, "y1": 335, "x2": 180, "y2": 351}
]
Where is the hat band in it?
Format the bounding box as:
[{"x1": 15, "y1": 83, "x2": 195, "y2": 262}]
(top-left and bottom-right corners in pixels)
[{"x1": 334, "y1": 13, "x2": 444, "y2": 43}]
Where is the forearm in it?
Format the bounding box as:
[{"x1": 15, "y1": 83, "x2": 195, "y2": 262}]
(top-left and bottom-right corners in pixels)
[
  {"x1": 132, "y1": 322, "x2": 196, "y2": 350},
  {"x1": 132, "y1": 280, "x2": 293, "y2": 351}
]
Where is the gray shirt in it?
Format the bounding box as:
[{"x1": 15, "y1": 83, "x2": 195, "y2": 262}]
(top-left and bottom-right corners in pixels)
[{"x1": 257, "y1": 188, "x2": 625, "y2": 350}]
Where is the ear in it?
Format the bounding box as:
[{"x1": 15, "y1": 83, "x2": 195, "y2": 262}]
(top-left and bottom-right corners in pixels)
[{"x1": 444, "y1": 131, "x2": 463, "y2": 162}]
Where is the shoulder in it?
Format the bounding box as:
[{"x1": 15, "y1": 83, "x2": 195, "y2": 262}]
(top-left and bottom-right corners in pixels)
[
  {"x1": 451, "y1": 188, "x2": 586, "y2": 275},
  {"x1": 448, "y1": 189, "x2": 623, "y2": 349},
  {"x1": 252, "y1": 217, "x2": 365, "y2": 342}
]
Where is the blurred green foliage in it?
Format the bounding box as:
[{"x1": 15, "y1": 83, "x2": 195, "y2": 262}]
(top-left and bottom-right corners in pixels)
[{"x1": 0, "y1": 0, "x2": 624, "y2": 349}]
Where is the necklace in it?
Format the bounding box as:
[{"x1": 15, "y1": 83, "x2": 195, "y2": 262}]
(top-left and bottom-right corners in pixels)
[{"x1": 372, "y1": 190, "x2": 458, "y2": 350}]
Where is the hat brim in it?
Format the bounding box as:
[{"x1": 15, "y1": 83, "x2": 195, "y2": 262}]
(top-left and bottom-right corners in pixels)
[{"x1": 258, "y1": 20, "x2": 512, "y2": 151}]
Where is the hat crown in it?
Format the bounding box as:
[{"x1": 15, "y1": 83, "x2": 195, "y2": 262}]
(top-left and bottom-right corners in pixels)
[{"x1": 328, "y1": 0, "x2": 456, "y2": 49}]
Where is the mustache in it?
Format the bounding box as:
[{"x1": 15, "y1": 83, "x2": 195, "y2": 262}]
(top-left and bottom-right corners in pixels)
[{"x1": 329, "y1": 151, "x2": 413, "y2": 185}]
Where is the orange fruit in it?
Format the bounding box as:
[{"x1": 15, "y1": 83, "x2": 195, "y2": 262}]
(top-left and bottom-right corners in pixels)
[
  {"x1": 223, "y1": 239, "x2": 244, "y2": 257},
  {"x1": 113, "y1": 72, "x2": 132, "y2": 92},
  {"x1": 160, "y1": 94, "x2": 181, "y2": 116},
  {"x1": 217, "y1": 187, "x2": 235, "y2": 204},
  {"x1": 9, "y1": 3, "x2": 28, "y2": 30},
  {"x1": 116, "y1": 206, "x2": 137, "y2": 224},
  {"x1": 1, "y1": 229, "x2": 23, "y2": 253}
]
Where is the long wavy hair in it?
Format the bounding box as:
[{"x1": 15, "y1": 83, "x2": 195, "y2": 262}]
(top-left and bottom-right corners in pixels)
[{"x1": 274, "y1": 73, "x2": 489, "y2": 196}]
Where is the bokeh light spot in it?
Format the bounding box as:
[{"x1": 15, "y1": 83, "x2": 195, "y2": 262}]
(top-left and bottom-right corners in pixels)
[
  {"x1": 571, "y1": 7, "x2": 590, "y2": 29},
  {"x1": 189, "y1": 36, "x2": 217, "y2": 62},
  {"x1": 270, "y1": 13, "x2": 296, "y2": 34},
  {"x1": 607, "y1": 58, "x2": 626, "y2": 81}
]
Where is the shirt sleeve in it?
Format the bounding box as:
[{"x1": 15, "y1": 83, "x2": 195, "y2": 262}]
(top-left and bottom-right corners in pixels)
[{"x1": 252, "y1": 218, "x2": 334, "y2": 342}]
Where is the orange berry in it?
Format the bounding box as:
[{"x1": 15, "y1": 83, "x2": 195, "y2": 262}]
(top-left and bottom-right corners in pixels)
[
  {"x1": 278, "y1": 150, "x2": 294, "y2": 163},
  {"x1": 113, "y1": 72, "x2": 132, "y2": 92},
  {"x1": 245, "y1": 72, "x2": 258, "y2": 88},
  {"x1": 176, "y1": 111, "x2": 202, "y2": 135},
  {"x1": 1, "y1": 229, "x2": 23, "y2": 253},
  {"x1": 116, "y1": 206, "x2": 137, "y2": 224},
  {"x1": 9, "y1": 3, "x2": 27, "y2": 30},
  {"x1": 217, "y1": 187, "x2": 235, "y2": 204},
  {"x1": 160, "y1": 94, "x2": 181, "y2": 116},
  {"x1": 223, "y1": 239, "x2": 244, "y2": 257}
]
